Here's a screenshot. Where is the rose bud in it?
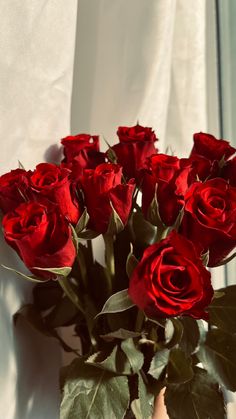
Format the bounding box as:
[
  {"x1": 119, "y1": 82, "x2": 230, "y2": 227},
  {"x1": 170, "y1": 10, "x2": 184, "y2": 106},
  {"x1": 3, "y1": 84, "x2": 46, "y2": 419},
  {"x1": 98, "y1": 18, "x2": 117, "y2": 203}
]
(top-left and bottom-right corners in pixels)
[
  {"x1": 129, "y1": 231, "x2": 213, "y2": 320},
  {"x1": 80, "y1": 163, "x2": 135, "y2": 234},
  {"x1": 0, "y1": 169, "x2": 31, "y2": 214},
  {"x1": 29, "y1": 163, "x2": 80, "y2": 224},
  {"x1": 110, "y1": 124, "x2": 158, "y2": 180},
  {"x1": 180, "y1": 178, "x2": 236, "y2": 266},
  {"x1": 2, "y1": 202, "x2": 76, "y2": 280},
  {"x1": 190, "y1": 132, "x2": 236, "y2": 162},
  {"x1": 61, "y1": 133, "x2": 100, "y2": 163}
]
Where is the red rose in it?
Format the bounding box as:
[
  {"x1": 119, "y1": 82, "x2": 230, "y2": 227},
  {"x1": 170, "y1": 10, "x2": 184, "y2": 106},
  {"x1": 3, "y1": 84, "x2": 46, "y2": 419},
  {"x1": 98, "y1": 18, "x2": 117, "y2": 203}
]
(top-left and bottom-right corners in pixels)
[
  {"x1": 148, "y1": 154, "x2": 180, "y2": 182},
  {"x1": 0, "y1": 169, "x2": 31, "y2": 214},
  {"x1": 181, "y1": 178, "x2": 236, "y2": 266},
  {"x1": 29, "y1": 163, "x2": 80, "y2": 224},
  {"x1": 142, "y1": 172, "x2": 182, "y2": 226},
  {"x1": 190, "y1": 132, "x2": 236, "y2": 162},
  {"x1": 61, "y1": 133, "x2": 100, "y2": 163},
  {"x1": 142, "y1": 155, "x2": 185, "y2": 226},
  {"x1": 62, "y1": 151, "x2": 105, "y2": 183},
  {"x1": 180, "y1": 155, "x2": 218, "y2": 184},
  {"x1": 80, "y1": 163, "x2": 135, "y2": 233},
  {"x1": 128, "y1": 231, "x2": 213, "y2": 320},
  {"x1": 110, "y1": 124, "x2": 158, "y2": 180},
  {"x1": 221, "y1": 156, "x2": 236, "y2": 186},
  {"x1": 2, "y1": 202, "x2": 76, "y2": 279}
]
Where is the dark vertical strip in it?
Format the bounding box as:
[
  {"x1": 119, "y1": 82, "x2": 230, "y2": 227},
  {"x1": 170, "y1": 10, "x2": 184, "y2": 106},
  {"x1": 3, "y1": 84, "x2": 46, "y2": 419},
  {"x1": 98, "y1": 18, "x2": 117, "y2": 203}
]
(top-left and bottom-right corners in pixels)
[{"x1": 215, "y1": 0, "x2": 228, "y2": 286}]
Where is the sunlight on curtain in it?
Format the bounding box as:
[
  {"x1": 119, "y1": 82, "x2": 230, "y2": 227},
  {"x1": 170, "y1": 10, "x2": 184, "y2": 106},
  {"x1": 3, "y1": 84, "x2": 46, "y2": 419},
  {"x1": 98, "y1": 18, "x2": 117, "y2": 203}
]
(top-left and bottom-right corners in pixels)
[
  {"x1": 72, "y1": 0, "x2": 207, "y2": 156},
  {"x1": 0, "y1": 1, "x2": 77, "y2": 418}
]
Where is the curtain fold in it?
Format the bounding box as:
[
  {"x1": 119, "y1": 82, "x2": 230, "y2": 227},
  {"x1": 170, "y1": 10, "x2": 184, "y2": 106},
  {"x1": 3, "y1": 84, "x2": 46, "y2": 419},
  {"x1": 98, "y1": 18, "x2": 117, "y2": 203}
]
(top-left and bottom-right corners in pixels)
[
  {"x1": 0, "y1": 1, "x2": 77, "y2": 418},
  {"x1": 72, "y1": 0, "x2": 207, "y2": 155}
]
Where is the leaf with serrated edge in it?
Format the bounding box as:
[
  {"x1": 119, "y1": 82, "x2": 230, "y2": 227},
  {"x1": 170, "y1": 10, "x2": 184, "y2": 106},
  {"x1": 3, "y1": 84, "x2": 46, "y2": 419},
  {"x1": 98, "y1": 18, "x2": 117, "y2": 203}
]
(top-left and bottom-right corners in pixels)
[
  {"x1": 138, "y1": 372, "x2": 154, "y2": 419},
  {"x1": 121, "y1": 338, "x2": 144, "y2": 373},
  {"x1": 148, "y1": 349, "x2": 169, "y2": 380},
  {"x1": 60, "y1": 358, "x2": 129, "y2": 419},
  {"x1": 165, "y1": 367, "x2": 226, "y2": 419},
  {"x1": 1, "y1": 264, "x2": 46, "y2": 283},
  {"x1": 95, "y1": 289, "x2": 135, "y2": 318}
]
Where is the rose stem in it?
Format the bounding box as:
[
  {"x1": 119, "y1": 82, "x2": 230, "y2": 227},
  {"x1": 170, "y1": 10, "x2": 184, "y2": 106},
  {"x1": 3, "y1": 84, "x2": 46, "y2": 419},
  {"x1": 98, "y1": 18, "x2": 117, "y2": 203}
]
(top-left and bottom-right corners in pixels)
[
  {"x1": 87, "y1": 239, "x2": 93, "y2": 265},
  {"x1": 135, "y1": 309, "x2": 144, "y2": 332},
  {"x1": 76, "y1": 249, "x2": 87, "y2": 290},
  {"x1": 103, "y1": 233, "x2": 115, "y2": 295},
  {"x1": 58, "y1": 276, "x2": 86, "y2": 316}
]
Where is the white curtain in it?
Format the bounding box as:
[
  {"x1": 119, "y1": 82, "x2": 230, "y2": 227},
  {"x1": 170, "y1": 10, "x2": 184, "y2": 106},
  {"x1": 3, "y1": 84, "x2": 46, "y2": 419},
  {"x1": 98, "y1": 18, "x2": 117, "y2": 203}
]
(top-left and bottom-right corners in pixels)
[
  {"x1": 0, "y1": 1, "x2": 77, "y2": 419},
  {"x1": 72, "y1": 0, "x2": 207, "y2": 157},
  {"x1": 1, "y1": 1, "x2": 231, "y2": 419}
]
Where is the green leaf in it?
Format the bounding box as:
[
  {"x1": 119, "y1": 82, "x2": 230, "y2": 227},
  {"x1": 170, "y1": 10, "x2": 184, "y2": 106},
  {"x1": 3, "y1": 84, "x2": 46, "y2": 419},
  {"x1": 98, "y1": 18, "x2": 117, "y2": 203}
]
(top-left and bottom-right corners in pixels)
[
  {"x1": 130, "y1": 211, "x2": 157, "y2": 247},
  {"x1": 147, "y1": 184, "x2": 165, "y2": 230},
  {"x1": 171, "y1": 207, "x2": 184, "y2": 232},
  {"x1": 106, "y1": 201, "x2": 124, "y2": 235},
  {"x1": 201, "y1": 249, "x2": 209, "y2": 266},
  {"x1": 104, "y1": 138, "x2": 117, "y2": 164},
  {"x1": 179, "y1": 317, "x2": 200, "y2": 355},
  {"x1": 100, "y1": 328, "x2": 141, "y2": 342},
  {"x1": 130, "y1": 399, "x2": 143, "y2": 419},
  {"x1": 18, "y1": 160, "x2": 26, "y2": 170},
  {"x1": 138, "y1": 372, "x2": 154, "y2": 419},
  {"x1": 197, "y1": 328, "x2": 236, "y2": 391},
  {"x1": 167, "y1": 348, "x2": 194, "y2": 384},
  {"x1": 213, "y1": 290, "x2": 225, "y2": 299},
  {"x1": 60, "y1": 358, "x2": 129, "y2": 419},
  {"x1": 33, "y1": 266, "x2": 72, "y2": 277},
  {"x1": 77, "y1": 229, "x2": 100, "y2": 239},
  {"x1": 209, "y1": 285, "x2": 236, "y2": 333},
  {"x1": 165, "y1": 367, "x2": 226, "y2": 419},
  {"x1": 86, "y1": 345, "x2": 132, "y2": 375},
  {"x1": 1, "y1": 264, "x2": 46, "y2": 283},
  {"x1": 121, "y1": 338, "x2": 144, "y2": 373},
  {"x1": 75, "y1": 207, "x2": 90, "y2": 234},
  {"x1": 95, "y1": 289, "x2": 135, "y2": 318},
  {"x1": 126, "y1": 249, "x2": 139, "y2": 278},
  {"x1": 165, "y1": 318, "x2": 184, "y2": 348},
  {"x1": 70, "y1": 224, "x2": 79, "y2": 253},
  {"x1": 148, "y1": 349, "x2": 169, "y2": 380}
]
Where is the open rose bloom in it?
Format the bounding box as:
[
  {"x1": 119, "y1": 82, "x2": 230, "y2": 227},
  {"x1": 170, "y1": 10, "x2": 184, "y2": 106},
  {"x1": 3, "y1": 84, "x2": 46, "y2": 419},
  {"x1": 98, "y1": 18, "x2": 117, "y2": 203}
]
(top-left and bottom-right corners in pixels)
[{"x1": 0, "y1": 127, "x2": 236, "y2": 419}]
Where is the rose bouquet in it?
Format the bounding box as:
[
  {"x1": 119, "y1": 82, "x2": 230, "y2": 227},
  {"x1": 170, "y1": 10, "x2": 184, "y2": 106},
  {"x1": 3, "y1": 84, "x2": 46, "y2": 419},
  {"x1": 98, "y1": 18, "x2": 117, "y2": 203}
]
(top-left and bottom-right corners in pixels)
[{"x1": 1, "y1": 125, "x2": 236, "y2": 419}]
